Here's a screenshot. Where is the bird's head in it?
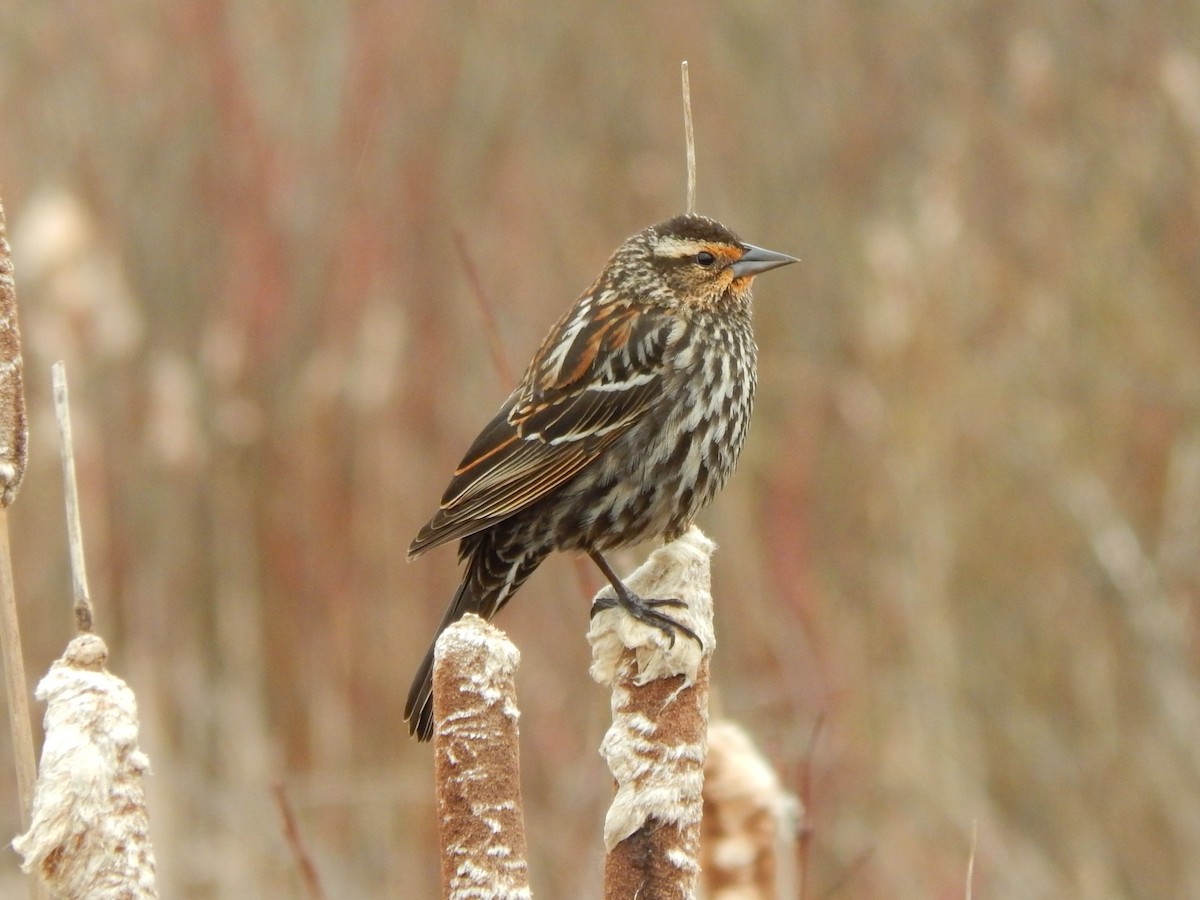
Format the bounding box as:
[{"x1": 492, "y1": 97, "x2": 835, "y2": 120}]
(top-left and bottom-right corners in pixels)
[{"x1": 611, "y1": 214, "x2": 797, "y2": 312}]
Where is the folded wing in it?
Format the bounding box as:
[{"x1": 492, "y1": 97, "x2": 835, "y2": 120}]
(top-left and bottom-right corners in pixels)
[{"x1": 408, "y1": 299, "x2": 672, "y2": 557}]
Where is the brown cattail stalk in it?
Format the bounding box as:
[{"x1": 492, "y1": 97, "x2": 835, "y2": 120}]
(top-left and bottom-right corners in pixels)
[
  {"x1": 700, "y1": 721, "x2": 803, "y2": 899},
  {"x1": 432, "y1": 614, "x2": 531, "y2": 900},
  {"x1": 0, "y1": 201, "x2": 27, "y2": 507},
  {"x1": 589, "y1": 526, "x2": 716, "y2": 900},
  {"x1": 0, "y1": 197, "x2": 46, "y2": 900}
]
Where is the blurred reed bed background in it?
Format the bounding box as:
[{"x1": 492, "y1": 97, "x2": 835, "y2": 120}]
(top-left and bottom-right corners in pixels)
[{"x1": 1, "y1": 1, "x2": 1199, "y2": 896}]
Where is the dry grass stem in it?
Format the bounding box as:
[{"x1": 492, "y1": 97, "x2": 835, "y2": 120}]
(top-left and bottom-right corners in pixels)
[
  {"x1": 681, "y1": 61, "x2": 696, "y2": 215},
  {"x1": 432, "y1": 614, "x2": 531, "y2": 900},
  {"x1": 589, "y1": 527, "x2": 715, "y2": 900},
  {"x1": 12, "y1": 634, "x2": 158, "y2": 898},
  {"x1": 272, "y1": 783, "x2": 328, "y2": 900},
  {"x1": 1056, "y1": 470, "x2": 1200, "y2": 754},
  {"x1": 965, "y1": 819, "x2": 978, "y2": 900},
  {"x1": 0, "y1": 514, "x2": 37, "y2": 824},
  {"x1": 452, "y1": 229, "x2": 517, "y2": 386},
  {"x1": 701, "y1": 721, "x2": 802, "y2": 899},
  {"x1": 50, "y1": 363, "x2": 93, "y2": 634}
]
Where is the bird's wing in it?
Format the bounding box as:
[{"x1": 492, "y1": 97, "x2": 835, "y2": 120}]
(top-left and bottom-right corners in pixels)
[{"x1": 408, "y1": 298, "x2": 675, "y2": 557}]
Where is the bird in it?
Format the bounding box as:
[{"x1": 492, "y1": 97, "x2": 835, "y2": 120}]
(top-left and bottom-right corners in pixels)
[{"x1": 404, "y1": 213, "x2": 796, "y2": 741}]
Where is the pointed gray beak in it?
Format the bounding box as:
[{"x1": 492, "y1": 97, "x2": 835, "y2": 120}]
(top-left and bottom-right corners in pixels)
[{"x1": 730, "y1": 243, "x2": 799, "y2": 278}]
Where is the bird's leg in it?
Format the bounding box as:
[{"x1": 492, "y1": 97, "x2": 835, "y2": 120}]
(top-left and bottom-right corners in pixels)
[{"x1": 587, "y1": 550, "x2": 703, "y2": 648}]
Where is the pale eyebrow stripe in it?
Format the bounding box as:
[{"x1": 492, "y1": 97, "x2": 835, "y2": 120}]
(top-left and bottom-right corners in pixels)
[{"x1": 652, "y1": 236, "x2": 708, "y2": 258}]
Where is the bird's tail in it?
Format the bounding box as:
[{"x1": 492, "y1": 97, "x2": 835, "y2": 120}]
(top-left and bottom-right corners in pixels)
[
  {"x1": 404, "y1": 578, "x2": 473, "y2": 742},
  {"x1": 404, "y1": 536, "x2": 546, "y2": 741}
]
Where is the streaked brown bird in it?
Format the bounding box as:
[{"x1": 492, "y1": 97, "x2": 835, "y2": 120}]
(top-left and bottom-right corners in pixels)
[{"x1": 405, "y1": 214, "x2": 796, "y2": 740}]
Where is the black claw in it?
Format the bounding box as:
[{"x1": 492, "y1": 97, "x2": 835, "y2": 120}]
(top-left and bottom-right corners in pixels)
[
  {"x1": 644, "y1": 596, "x2": 689, "y2": 610},
  {"x1": 590, "y1": 589, "x2": 703, "y2": 649},
  {"x1": 587, "y1": 550, "x2": 704, "y2": 649}
]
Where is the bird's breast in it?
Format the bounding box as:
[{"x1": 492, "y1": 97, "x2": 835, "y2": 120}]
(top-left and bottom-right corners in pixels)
[{"x1": 547, "y1": 315, "x2": 757, "y2": 552}]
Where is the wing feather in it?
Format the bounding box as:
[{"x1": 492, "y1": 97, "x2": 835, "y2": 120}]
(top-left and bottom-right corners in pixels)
[{"x1": 408, "y1": 299, "x2": 673, "y2": 558}]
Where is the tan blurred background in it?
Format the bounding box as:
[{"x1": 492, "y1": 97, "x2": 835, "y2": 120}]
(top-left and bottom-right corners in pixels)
[{"x1": 2, "y1": 1, "x2": 1199, "y2": 897}]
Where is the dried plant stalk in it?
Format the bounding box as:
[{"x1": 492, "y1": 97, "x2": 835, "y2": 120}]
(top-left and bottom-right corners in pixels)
[
  {"x1": 966, "y1": 819, "x2": 979, "y2": 900},
  {"x1": 0, "y1": 197, "x2": 45, "y2": 900},
  {"x1": 452, "y1": 229, "x2": 516, "y2": 385},
  {"x1": 0, "y1": 512, "x2": 44, "y2": 900},
  {"x1": 700, "y1": 721, "x2": 802, "y2": 899},
  {"x1": 272, "y1": 783, "x2": 328, "y2": 900},
  {"x1": 589, "y1": 527, "x2": 716, "y2": 900},
  {"x1": 51, "y1": 363, "x2": 94, "y2": 634},
  {"x1": 12, "y1": 634, "x2": 158, "y2": 898},
  {"x1": 432, "y1": 614, "x2": 531, "y2": 900},
  {"x1": 681, "y1": 61, "x2": 696, "y2": 215}
]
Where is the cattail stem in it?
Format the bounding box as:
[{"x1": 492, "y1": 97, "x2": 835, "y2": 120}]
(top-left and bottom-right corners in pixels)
[
  {"x1": 432, "y1": 614, "x2": 531, "y2": 900},
  {"x1": 0, "y1": 514, "x2": 35, "y2": 812},
  {"x1": 51, "y1": 362, "x2": 94, "y2": 634},
  {"x1": 0, "y1": 196, "x2": 47, "y2": 900},
  {"x1": 589, "y1": 527, "x2": 716, "y2": 900},
  {"x1": 0, "y1": 512, "x2": 43, "y2": 900}
]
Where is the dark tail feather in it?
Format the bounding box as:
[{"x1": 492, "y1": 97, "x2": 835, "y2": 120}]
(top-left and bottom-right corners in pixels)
[
  {"x1": 404, "y1": 538, "x2": 547, "y2": 741},
  {"x1": 404, "y1": 579, "x2": 473, "y2": 741}
]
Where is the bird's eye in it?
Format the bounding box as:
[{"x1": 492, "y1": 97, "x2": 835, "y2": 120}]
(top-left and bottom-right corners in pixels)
[{"x1": 696, "y1": 251, "x2": 716, "y2": 267}]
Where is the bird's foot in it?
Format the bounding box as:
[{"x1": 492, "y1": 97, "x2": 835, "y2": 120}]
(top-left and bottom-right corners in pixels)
[{"x1": 590, "y1": 585, "x2": 703, "y2": 649}]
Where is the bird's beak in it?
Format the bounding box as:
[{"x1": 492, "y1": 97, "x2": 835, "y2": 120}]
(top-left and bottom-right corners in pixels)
[{"x1": 730, "y1": 243, "x2": 799, "y2": 278}]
